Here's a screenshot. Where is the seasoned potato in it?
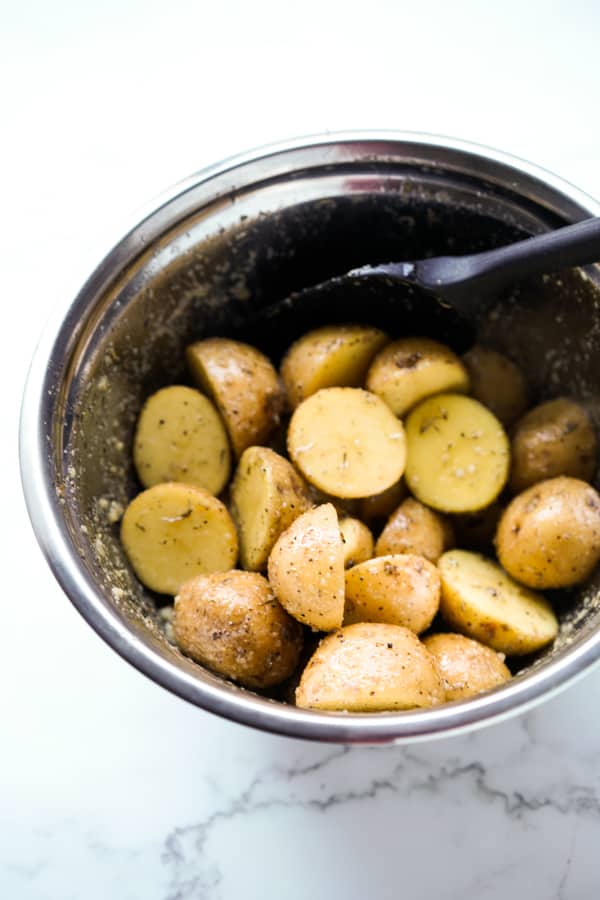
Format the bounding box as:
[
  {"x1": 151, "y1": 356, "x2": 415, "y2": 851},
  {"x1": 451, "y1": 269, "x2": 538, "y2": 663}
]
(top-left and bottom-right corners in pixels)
[
  {"x1": 344, "y1": 553, "x2": 440, "y2": 634},
  {"x1": 423, "y1": 633, "x2": 511, "y2": 700},
  {"x1": 404, "y1": 393, "x2": 510, "y2": 513},
  {"x1": 186, "y1": 337, "x2": 284, "y2": 458},
  {"x1": 268, "y1": 503, "x2": 345, "y2": 631},
  {"x1": 120, "y1": 483, "x2": 238, "y2": 594},
  {"x1": 366, "y1": 337, "x2": 470, "y2": 417},
  {"x1": 173, "y1": 571, "x2": 303, "y2": 688},
  {"x1": 295, "y1": 622, "x2": 445, "y2": 711},
  {"x1": 438, "y1": 550, "x2": 558, "y2": 655},
  {"x1": 509, "y1": 398, "x2": 597, "y2": 493},
  {"x1": 288, "y1": 387, "x2": 406, "y2": 499},
  {"x1": 339, "y1": 517, "x2": 374, "y2": 567},
  {"x1": 356, "y1": 480, "x2": 407, "y2": 524},
  {"x1": 230, "y1": 446, "x2": 312, "y2": 571},
  {"x1": 133, "y1": 385, "x2": 230, "y2": 495},
  {"x1": 281, "y1": 324, "x2": 388, "y2": 409},
  {"x1": 496, "y1": 476, "x2": 600, "y2": 589},
  {"x1": 451, "y1": 502, "x2": 503, "y2": 552},
  {"x1": 462, "y1": 345, "x2": 528, "y2": 425},
  {"x1": 375, "y1": 497, "x2": 454, "y2": 562}
]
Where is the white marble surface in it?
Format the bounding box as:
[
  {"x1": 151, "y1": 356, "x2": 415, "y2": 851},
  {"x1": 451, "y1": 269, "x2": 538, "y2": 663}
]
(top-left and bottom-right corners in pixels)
[{"x1": 3, "y1": 2, "x2": 600, "y2": 897}]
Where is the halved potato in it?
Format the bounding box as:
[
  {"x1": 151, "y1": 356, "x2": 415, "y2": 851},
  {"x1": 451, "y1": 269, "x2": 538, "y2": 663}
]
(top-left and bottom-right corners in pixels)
[
  {"x1": 438, "y1": 549, "x2": 558, "y2": 655},
  {"x1": 339, "y1": 517, "x2": 374, "y2": 567},
  {"x1": 404, "y1": 393, "x2": 510, "y2": 513},
  {"x1": 186, "y1": 337, "x2": 284, "y2": 457},
  {"x1": 133, "y1": 385, "x2": 230, "y2": 494},
  {"x1": 280, "y1": 324, "x2": 388, "y2": 409},
  {"x1": 344, "y1": 554, "x2": 440, "y2": 634},
  {"x1": 366, "y1": 337, "x2": 470, "y2": 416},
  {"x1": 462, "y1": 345, "x2": 528, "y2": 425},
  {"x1": 423, "y1": 633, "x2": 511, "y2": 700},
  {"x1": 288, "y1": 387, "x2": 406, "y2": 499},
  {"x1": 230, "y1": 446, "x2": 312, "y2": 571},
  {"x1": 356, "y1": 480, "x2": 407, "y2": 524},
  {"x1": 120, "y1": 482, "x2": 238, "y2": 595},
  {"x1": 375, "y1": 497, "x2": 454, "y2": 562},
  {"x1": 295, "y1": 622, "x2": 445, "y2": 711},
  {"x1": 267, "y1": 503, "x2": 345, "y2": 631}
]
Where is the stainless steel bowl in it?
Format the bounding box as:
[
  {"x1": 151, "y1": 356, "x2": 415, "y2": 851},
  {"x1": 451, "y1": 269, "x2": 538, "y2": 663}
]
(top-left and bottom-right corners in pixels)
[{"x1": 20, "y1": 132, "x2": 600, "y2": 743}]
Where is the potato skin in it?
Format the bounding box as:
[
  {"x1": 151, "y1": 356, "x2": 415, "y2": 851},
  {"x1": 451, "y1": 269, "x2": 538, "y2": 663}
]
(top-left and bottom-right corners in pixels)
[
  {"x1": 344, "y1": 553, "x2": 440, "y2": 634},
  {"x1": 295, "y1": 622, "x2": 445, "y2": 711},
  {"x1": 339, "y1": 517, "x2": 374, "y2": 567},
  {"x1": 423, "y1": 633, "x2": 511, "y2": 700},
  {"x1": 366, "y1": 337, "x2": 470, "y2": 417},
  {"x1": 496, "y1": 476, "x2": 600, "y2": 589},
  {"x1": 510, "y1": 398, "x2": 597, "y2": 493},
  {"x1": 375, "y1": 497, "x2": 454, "y2": 562},
  {"x1": 462, "y1": 345, "x2": 528, "y2": 425},
  {"x1": 173, "y1": 571, "x2": 303, "y2": 688}
]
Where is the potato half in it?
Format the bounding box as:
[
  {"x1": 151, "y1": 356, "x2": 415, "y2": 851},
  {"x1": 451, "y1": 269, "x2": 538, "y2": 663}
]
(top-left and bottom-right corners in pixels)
[
  {"x1": 438, "y1": 549, "x2": 558, "y2": 655},
  {"x1": 423, "y1": 633, "x2": 511, "y2": 700},
  {"x1": 339, "y1": 517, "x2": 374, "y2": 567},
  {"x1": 230, "y1": 446, "x2": 312, "y2": 571},
  {"x1": 375, "y1": 497, "x2": 454, "y2": 562},
  {"x1": 404, "y1": 393, "x2": 510, "y2": 513},
  {"x1": 120, "y1": 482, "x2": 238, "y2": 595},
  {"x1": 295, "y1": 622, "x2": 445, "y2": 711},
  {"x1": 267, "y1": 503, "x2": 345, "y2": 631},
  {"x1": 462, "y1": 345, "x2": 528, "y2": 425},
  {"x1": 288, "y1": 387, "x2": 406, "y2": 499}
]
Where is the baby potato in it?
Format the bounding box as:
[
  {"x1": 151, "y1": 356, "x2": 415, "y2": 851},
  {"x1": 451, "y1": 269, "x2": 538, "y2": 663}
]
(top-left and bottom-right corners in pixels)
[
  {"x1": 295, "y1": 622, "x2": 445, "y2": 711},
  {"x1": 462, "y1": 345, "x2": 528, "y2": 425},
  {"x1": 230, "y1": 446, "x2": 312, "y2": 571},
  {"x1": 288, "y1": 387, "x2": 406, "y2": 499},
  {"x1": 422, "y1": 633, "x2": 511, "y2": 700},
  {"x1": 268, "y1": 503, "x2": 345, "y2": 631},
  {"x1": 344, "y1": 554, "x2": 440, "y2": 634},
  {"x1": 496, "y1": 476, "x2": 600, "y2": 589},
  {"x1": 339, "y1": 517, "x2": 374, "y2": 567},
  {"x1": 133, "y1": 385, "x2": 230, "y2": 495},
  {"x1": 173, "y1": 571, "x2": 303, "y2": 689},
  {"x1": 375, "y1": 497, "x2": 454, "y2": 562},
  {"x1": 186, "y1": 337, "x2": 285, "y2": 458},
  {"x1": 120, "y1": 483, "x2": 238, "y2": 595},
  {"x1": 280, "y1": 324, "x2": 388, "y2": 409},
  {"x1": 366, "y1": 336, "x2": 470, "y2": 417},
  {"x1": 404, "y1": 393, "x2": 510, "y2": 513},
  {"x1": 510, "y1": 398, "x2": 597, "y2": 493},
  {"x1": 438, "y1": 549, "x2": 558, "y2": 655},
  {"x1": 356, "y1": 480, "x2": 407, "y2": 524}
]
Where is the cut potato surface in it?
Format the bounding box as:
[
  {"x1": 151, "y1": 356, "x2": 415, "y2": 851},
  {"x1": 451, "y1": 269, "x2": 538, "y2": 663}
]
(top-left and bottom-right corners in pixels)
[
  {"x1": 438, "y1": 550, "x2": 558, "y2": 655},
  {"x1": 344, "y1": 554, "x2": 440, "y2": 634},
  {"x1": 462, "y1": 345, "x2": 528, "y2": 425},
  {"x1": 423, "y1": 633, "x2": 511, "y2": 700},
  {"x1": 339, "y1": 517, "x2": 374, "y2": 567},
  {"x1": 281, "y1": 324, "x2": 388, "y2": 409},
  {"x1": 288, "y1": 387, "x2": 406, "y2": 499},
  {"x1": 230, "y1": 446, "x2": 312, "y2": 571},
  {"x1": 295, "y1": 622, "x2": 445, "y2": 711},
  {"x1": 404, "y1": 393, "x2": 509, "y2": 513},
  {"x1": 268, "y1": 503, "x2": 345, "y2": 631},
  {"x1": 133, "y1": 385, "x2": 230, "y2": 495},
  {"x1": 366, "y1": 337, "x2": 470, "y2": 417},
  {"x1": 120, "y1": 482, "x2": 238, "y2": 595},
  {"x1": 375, "y1": 497, "x2": 454, "y2": 562},
  {"x1": 186, "y1": 337, "x2": 284, "y2": 458}
]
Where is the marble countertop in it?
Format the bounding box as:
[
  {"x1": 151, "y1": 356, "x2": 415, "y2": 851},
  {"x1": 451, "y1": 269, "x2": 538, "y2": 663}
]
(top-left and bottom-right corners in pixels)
[{"x1": 3, "y1": 2, "x2": 600, "y2": 897}]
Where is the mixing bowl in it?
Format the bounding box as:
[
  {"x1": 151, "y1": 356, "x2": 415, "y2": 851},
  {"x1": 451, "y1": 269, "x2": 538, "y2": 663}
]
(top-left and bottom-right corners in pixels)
[{"x1": 20, "y1": 132, "x2": 600, "y2": 743}]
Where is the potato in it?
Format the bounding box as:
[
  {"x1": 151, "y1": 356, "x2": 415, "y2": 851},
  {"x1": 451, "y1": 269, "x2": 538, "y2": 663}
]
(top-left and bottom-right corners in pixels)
[
  {"x1": 438, "y1": 549, "x2": 558, "y2": 655},
  {"x1": 496, "y1": 476, "x2": 600, "y2": 589},
  {"x1": 344, "y1": 554, "x2": 440, "y2": 634},
  {"x1": 295, "y1": 622, "x2": 445, "y2": 711},
  {"x1": 288, "y1": 387, "x2": 406, "y2": 499},
  {"x1": 133, "y1": 385, "x2": 230, "y2": 495},
  {"x1": 375, "y1": 497, "x2": 454, "y2": 562},
  {"x1": 356, "y1": 479, "x2": 407, "y2": 524},
  {"x1": 404, "y1": 393, "x2": 510, "y2": 513},
  {"x1": 120, "y1": 482, "x2": 238, "y2": 595},
  {"x1": 366, "y1": 337, "x2": 470, "y2": 417},
  {"x1": 281, "y1": 324, "x2": 388, "y2": 409},
  {"x1": 230, "y1": 446, "x2": 312, "y2": 571},
  {"x1": 462, "y1": 345, "x2": 528, "y2": 425},
  {"x1": 267, "y1": 503, "x2": 345, "y2": 631},
  {"x1": 186, "y1": 337, "x2": 284, "y2": 458},
  {"x1": 339, "y1": 517, "x2": 374, "y2": 567},
  {"x1": 423, "y1": 633, "x2": 511, "y2": 700},
  {"x1": 173, "y1": 571, "x2": 303, "y2": 688},
  {"x1": 509, "y1": 398, "x2": 597, "y2": 493}
]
